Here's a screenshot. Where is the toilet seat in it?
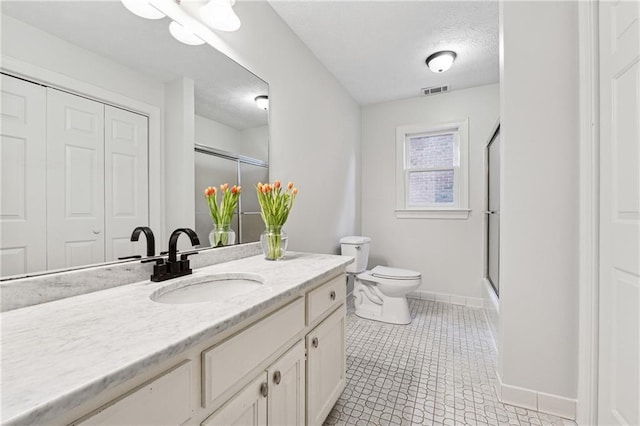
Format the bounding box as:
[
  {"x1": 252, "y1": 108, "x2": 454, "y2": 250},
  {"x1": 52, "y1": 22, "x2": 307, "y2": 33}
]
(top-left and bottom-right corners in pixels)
[{"x1": 371, "y1": 266, "x2": 421, "y2": 280}]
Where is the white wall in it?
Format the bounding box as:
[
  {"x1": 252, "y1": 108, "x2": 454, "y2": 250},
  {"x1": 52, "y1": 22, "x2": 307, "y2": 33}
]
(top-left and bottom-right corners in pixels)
[
  {"x1": 1, "y1": 16, "x2": 164, "y2": 108},
  {"x1": 167, "y1": 1, "x2": 362, "y2": 254},
  {"x1": 361, "y1": 84, "x2": 499, "y2": 299},
  {"x1": 164, "y1": 78, "x2": 195, "y2": 244},
  {"x1": 195, "y1": 114, "x2": 242, "y2": 153},
  {"x1": 195, "y1": 115, "x2": 268, "y2": 163},
  {"x1": 498, "y1": 0, "x2": 579, "y2": 404}
]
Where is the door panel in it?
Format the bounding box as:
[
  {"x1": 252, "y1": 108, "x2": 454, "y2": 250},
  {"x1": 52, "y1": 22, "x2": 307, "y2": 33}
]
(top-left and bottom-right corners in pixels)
[
  {"x1": 0, "y1": 74, "x2": 47, "y2": 276},
  {"x1": 239, "y1": 162, "x2": 268, "y2": 243},
  {"x1": 239, "y1": 163, "x2": 268, "y2": 212},
  {"x1": 598, "y1": 1, "x2": 639, "y2": 425},
  {"x1": 104, "y1": 105, "x2": 149, "y2": 260},
  {"x1": 47, "y1": 88, "x2": 105, "y2": 269},
  {"x1": 240, "y1": 213, "x2": 264, "y2": 244}
]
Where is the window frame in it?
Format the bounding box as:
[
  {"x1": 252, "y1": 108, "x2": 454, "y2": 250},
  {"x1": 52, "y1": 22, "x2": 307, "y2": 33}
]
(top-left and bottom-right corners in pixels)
[{"x1": 395, "y1": 119, "x2": 470, "y2": 219}]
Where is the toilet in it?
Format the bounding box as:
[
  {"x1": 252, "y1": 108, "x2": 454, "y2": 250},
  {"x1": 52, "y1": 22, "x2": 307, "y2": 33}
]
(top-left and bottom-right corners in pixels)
[{"x1": 340, "y1": 236, "x2": 421, "y2": 325}]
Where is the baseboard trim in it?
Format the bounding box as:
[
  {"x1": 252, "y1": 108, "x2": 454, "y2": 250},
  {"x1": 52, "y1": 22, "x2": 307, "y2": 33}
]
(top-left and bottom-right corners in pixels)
[
  {"x1": 407, "y1": 290, "x2": 484, "y2": 308},
  {"x1": 495, "y1": 371, "x2": 577, "y2": 420}
]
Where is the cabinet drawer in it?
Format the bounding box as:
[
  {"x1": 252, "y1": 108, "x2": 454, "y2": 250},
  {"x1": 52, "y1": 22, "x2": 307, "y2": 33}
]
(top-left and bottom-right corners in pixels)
[
  {"x1": 202, "y1": 297, "x2": 304, "y2": 408},
  {"x1": 306, "y1": 275, "x2": 345, "y2": 325},
  {"x1": 78, "y1": 361, "x2": 193, "y2": 426}
]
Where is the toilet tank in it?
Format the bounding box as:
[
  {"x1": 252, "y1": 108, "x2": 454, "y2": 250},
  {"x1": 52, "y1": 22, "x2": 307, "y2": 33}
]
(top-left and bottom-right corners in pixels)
[{"x1": 340, "y1": 236, "x2": 371, "y2": 273}]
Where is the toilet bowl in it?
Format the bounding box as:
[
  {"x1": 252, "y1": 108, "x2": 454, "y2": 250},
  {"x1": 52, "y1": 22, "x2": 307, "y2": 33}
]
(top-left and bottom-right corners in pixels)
[
  {"x1": 340, "y1": 236, "x2": 422, "y2": 325},
  {"x1": 354, "y1": 266, "x2": 421, "y2": 324}
]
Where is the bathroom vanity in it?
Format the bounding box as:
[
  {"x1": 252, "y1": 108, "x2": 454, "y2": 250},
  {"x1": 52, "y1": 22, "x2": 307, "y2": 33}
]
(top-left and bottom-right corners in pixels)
[{"x1": 0, "y1": 251, "x2": 351, "y2": 426}]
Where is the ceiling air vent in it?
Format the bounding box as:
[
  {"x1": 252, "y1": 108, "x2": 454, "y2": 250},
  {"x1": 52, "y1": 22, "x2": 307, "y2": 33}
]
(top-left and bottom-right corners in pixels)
[{"x1": 421, "y1": 85, "x2": 449, "y2": 96}]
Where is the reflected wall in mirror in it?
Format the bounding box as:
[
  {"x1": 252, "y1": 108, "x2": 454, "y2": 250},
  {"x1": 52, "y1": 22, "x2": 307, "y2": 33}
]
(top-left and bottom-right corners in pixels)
[{"x1": 0, "y1": 1, "x2": 268, "y2": 278}]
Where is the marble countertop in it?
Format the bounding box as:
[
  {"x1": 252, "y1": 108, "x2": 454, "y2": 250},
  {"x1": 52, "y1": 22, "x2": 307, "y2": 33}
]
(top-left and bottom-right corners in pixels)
[{"x1": 1, "y1": 252, "x2": 352, "y2": 425}]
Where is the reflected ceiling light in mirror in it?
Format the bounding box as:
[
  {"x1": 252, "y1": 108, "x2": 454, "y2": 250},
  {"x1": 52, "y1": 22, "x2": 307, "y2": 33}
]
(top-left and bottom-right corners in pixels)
[
  {"x1": 425, "y1": 50, "x2": 457, "y2": 73},
  {"x1": 255, "y1": 96, "x2": 269, "y2": 110},
  {"x1": 169, "y1": 21, "x2": 205, "y2": 46},
  {"x1": 199, "y1": 0, "x2": 241, "y2": 32},
  {"x1": 120, "y1": 0, "x2": 165, "y2": 19}
]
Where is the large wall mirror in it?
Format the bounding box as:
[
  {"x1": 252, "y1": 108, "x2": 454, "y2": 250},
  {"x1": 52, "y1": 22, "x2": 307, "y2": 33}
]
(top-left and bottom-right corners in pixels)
[{"x1": 0, "y1": 1, "x2": 269, "y2": 278}]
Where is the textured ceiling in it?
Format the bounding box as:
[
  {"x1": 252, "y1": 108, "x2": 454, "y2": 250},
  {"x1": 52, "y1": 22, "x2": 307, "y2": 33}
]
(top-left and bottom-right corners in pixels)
[
  {"x1": 269, "y1": 0, "x2": 499, "y2": 105},
  {"x1": 1, "y1": 1, "x2": 268, "y2": 130}
]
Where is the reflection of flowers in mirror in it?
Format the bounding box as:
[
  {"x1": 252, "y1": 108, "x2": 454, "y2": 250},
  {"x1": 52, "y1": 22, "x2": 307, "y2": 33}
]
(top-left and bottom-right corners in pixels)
[{"x1": 205, "y1": 184, "x2": 241, "y2": 246}]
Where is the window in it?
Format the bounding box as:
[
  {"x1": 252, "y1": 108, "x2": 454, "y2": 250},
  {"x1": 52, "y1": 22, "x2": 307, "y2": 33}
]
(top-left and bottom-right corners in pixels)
[{"x1": 395, "y1": 119, "x2": 469, "y2": 219}]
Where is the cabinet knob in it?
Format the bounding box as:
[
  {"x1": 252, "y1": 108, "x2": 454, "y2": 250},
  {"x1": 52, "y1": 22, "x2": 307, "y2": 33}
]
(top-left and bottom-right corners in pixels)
[
  {"x1": 312, "y1": 337, "x2": 319, "y2": 348},
  {"x1": 273, "y1": 370, "x2": 281, "y2": 385},
  {"x1": 330, "y1": 291, "x2": 336, "y2": 301},
  {"x1": 260, "y1": 382, "x2": 268, "y2": 398},
  {"x1": 92, "y1": 229, "x2": 101, "y2": 235}
]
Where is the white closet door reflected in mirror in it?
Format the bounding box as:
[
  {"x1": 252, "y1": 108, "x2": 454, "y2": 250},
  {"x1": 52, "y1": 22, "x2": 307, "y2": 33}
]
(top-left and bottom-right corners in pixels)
[{"x1": 0, "y1": 74, "x2": 149, "y2": 277}]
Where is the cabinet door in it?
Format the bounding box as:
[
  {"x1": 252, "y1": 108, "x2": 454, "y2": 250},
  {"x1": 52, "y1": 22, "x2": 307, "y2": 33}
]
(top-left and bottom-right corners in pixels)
[
  {"x1": 306, "y1": 306, "x2": 346, "y2": 426},
  {"x1": 0, "y1": 74, "x2": 47, "y2": 276},
  {"x1": 202, "y1": 373, "x2": 267, "y2": 426},
  {"x1": 268, "y1": 341, "x2": 305, "y2": 426},
  {"x1": 46, "y1": 88, "x2": 105, "y2": 269}
]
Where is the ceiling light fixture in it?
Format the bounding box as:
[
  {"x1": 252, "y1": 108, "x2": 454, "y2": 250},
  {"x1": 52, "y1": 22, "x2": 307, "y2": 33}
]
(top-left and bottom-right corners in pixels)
[
  {"x1": 169, "y1": 21, "x2": 205, "y2": 46},
  {"x1": 425, "y1": 51, "x2": 457, "y2": 73},
  {"x1": 199, "y1": 0, "x2": 241, "y2": 32},
  {"x1": 120, "y1": 0, "x2": 165, "y2": 20},
  {"x1": 255, "y1": 95, "x2": 269, "y2": 111}
]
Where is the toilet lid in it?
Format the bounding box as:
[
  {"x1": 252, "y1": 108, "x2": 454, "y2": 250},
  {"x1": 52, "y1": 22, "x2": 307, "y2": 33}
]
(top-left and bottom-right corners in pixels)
[{"x1": 371, "y1": 266, "x2": 421, "y2": 280}]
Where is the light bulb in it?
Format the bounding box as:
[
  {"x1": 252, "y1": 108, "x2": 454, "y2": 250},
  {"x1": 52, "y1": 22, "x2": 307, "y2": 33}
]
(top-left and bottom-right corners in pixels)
[
  {"x1": 169, "y1": 21, "x2": 205, "y2": 46},
  {"x1": 121, "y1": 0, "x2": 165, "y2": 20},
  {"x1": 200, "y1": 0, "x2": 241, "y2": 32},
  {"x1": 255, "y1": 96, "x2": 269, "y2": 111},
  {"x1": 426, "y1": 51, "x2": 457, "y2": 73}
]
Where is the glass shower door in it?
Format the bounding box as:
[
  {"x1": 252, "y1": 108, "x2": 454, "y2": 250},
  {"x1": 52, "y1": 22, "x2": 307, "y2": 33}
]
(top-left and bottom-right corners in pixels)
[{"x1": 486, "y1": 127, "x2": 500, "y2": 296}]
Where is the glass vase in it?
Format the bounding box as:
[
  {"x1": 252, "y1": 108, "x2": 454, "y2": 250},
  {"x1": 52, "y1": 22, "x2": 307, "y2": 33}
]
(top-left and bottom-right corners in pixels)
[
  {"x1": 260, "y1": 225, "x2": 288, "y2": 260},
  {"x1": 209, "y1": 223, "x2": 236, "y2": 247}
]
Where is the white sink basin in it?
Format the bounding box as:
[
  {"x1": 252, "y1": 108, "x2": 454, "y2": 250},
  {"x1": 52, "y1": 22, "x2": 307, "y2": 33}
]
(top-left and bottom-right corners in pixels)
[{"x1": 150, "y1": 273, "x2": 265, "y2": 304}]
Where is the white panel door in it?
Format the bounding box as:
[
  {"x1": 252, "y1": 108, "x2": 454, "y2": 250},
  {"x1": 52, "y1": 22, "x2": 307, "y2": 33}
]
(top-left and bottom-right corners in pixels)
[
  {"x1": 0, "y1": 74, "x2": 47, "y2": 276},
  {"x1": 598, "y1": 1, "x2": 640, "y2": 425},
  {"x1": 104, "y1": 105, "x2": 149, "y2": 261},
  {"x1": 268, "y1": 341, "x2": 305, "y2": 426},
  {"x1": 46, "y1": 88, "x2": 105, "y2": 270}
]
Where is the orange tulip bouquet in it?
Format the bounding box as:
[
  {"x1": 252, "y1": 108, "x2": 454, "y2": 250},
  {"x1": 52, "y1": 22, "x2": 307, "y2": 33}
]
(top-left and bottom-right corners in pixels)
[
  {"x1": 256, "y1": 180, "x2": 298, "y2": 260},
  {"x1": 204, "y1": 183, "x2": 241, "y2": 247}
]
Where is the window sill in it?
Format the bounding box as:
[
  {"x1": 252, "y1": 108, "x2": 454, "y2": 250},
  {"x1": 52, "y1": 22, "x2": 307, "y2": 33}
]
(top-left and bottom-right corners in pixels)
[{"x1": 395, "y1": 209, "x2": 471, "y2": 220}]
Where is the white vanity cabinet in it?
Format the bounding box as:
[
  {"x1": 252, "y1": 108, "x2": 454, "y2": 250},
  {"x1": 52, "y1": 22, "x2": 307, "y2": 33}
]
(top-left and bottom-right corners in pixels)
[{"x1": 66, "y1": 273, "x2": 346, "y2": 426}]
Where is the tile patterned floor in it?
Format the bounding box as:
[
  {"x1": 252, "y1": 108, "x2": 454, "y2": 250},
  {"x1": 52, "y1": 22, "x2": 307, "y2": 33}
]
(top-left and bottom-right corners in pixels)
[{"x1": 325, "y1": 298, "x2": 575, "y2": 426}]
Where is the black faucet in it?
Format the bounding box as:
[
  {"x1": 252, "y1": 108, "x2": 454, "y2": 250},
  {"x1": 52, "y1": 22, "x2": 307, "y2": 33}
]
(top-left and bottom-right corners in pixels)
[
  {"x1": 130, "y1": 226, "x2": 156, "y2": 257},
  {"x1": 150, "y1": 228, "x2": 200, "y2": 282}
]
